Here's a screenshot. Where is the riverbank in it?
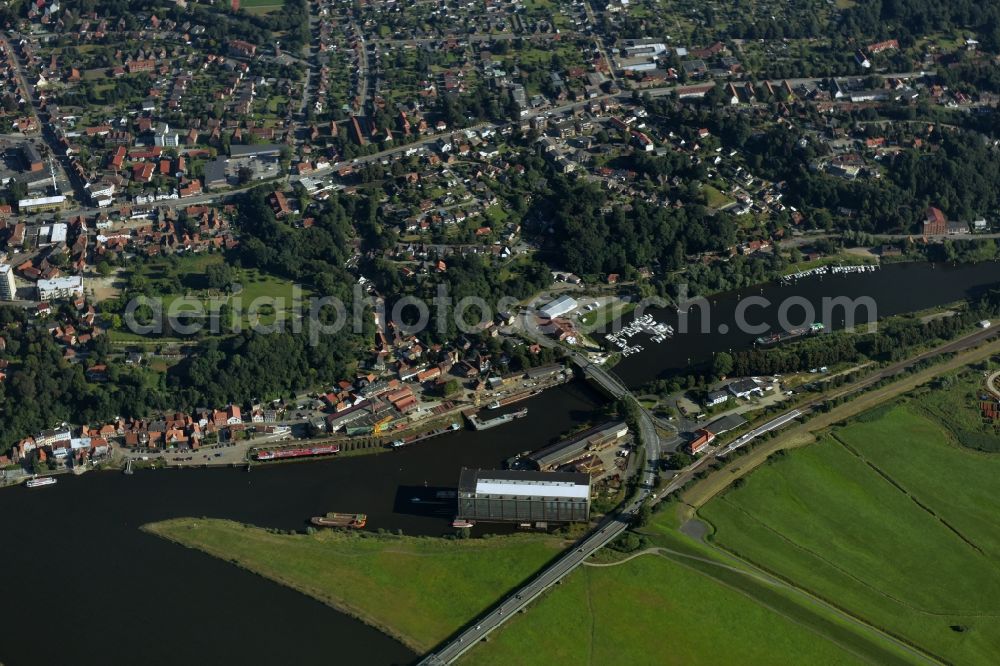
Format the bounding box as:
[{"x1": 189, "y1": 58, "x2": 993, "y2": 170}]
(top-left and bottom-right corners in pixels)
[{"x1": 143, "y1": 518, "x2": 567, "y2": 653}]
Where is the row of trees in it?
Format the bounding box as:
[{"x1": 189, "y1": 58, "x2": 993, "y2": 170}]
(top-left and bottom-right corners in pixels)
[{"x1": 728, "y1": 290, "x2": 1000, "y2": 378}]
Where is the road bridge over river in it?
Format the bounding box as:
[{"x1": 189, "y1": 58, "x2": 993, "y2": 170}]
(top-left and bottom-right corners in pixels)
[{"x1": 418, "y1": 353, "x2": 664, "y2": 665}]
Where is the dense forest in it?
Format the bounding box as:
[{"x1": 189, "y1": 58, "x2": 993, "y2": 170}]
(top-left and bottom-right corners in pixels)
[
  {"x1": 840, "y1": 0, "x2": 1000, "y2": 50},
  {"x1": 0, "y1": 306, "x2": 367, "y2": 456},
  {"x1": 532, "y1": 175, "x2": 790, "y2": 296},
  {"x1": 689, "y1": 0, "x2": 1000, "y2": 49},
  {"x1": 739, "y1": 123, "x2": 1000, "y2": 233},
  {"x1": 541, "y1": 179, "x2": 736, "y2": 277},
  {"x1": 235, "y1": 187, "x2": 359, "y2": 300},
  {"x1": 165, "y1": 326, "x2": 364, "y2": 410}
]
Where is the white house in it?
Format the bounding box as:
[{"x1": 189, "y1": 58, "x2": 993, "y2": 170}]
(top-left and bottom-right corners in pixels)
[{"x1": 705, "y1": 390, "x2": 730, "y2": 407}]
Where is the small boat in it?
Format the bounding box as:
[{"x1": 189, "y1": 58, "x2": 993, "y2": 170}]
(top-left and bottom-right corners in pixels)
[
  {"x1": 449, "y1": 422, "x2": 461, "y2": 431},
  {"x1": 25, "y1": 477, "x2": 57, "y2": 488},
  {"x1": 487, "y1": 400, "x2": 501, "y2": 410},
  {"x1": 452, "y1": 519, "x2": 475, "y2": 528}
]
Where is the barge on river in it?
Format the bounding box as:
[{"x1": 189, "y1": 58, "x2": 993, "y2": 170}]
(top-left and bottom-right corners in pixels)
[
  {"x1": 254, "y1": 444, "x2": 341, "y2": 461},
  {"x1": 25, "y1": 476, "x2": 57, "y2": 488},
  {"x1": 311, "y1": 512, "x2": 367, "y2": 529},
  {"x1": 756, "y1": 322, "x2": 824, "y2": 346},
  {"x1": 466, "y1": 408, "x2": 528, "y2": 431}
]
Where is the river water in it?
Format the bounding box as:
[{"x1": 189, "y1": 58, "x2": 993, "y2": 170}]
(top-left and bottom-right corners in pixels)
[
  {"x1": 0, "y1": 380, "x2": 606, "y2": 666},
  {"x1": 3, "y1": 261, "x2": 999, "y2": 666},
  {"x1": 613, "y1": 260, "x2": 1000, "y2": 386}
]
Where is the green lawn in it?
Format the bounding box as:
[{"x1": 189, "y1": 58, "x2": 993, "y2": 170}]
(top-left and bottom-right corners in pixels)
[
  {"x1": 143, "y1": 519, "x2": 564, "y2": 653},
  {"x1": 700, "y1": 403, "x2": 1000, "y2": 665},
  {"x1": 702, "y1": 184, "x2": 734, "y2": 209},
  {"x1": 581, "y1": 301, "x2": 636, "y2": 330},
  {"x1": 466, "y1": 526, "x2": 905, "y2": 666},
  {"x1": 134, "y1": 254, "x2": 304, "y2": 331},
  {"x1": 239, "y1": 0, "x2": 284, "y2": 7}
]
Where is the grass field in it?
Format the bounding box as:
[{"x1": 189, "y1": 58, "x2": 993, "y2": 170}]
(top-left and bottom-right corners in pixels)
[
  {"x1": 678, "y1": 336, "x2": 1000, "y2": 513},
  {"x1": 700, "y1": 402, "x2": 1000, "y2": 665},
  {"x1": 581, "y1": 301, "x2": 636, "y2": 330},
  {"x1": 466, "y1": 521, "x2": 918, "y2": 666},
  {"x1": 466, "y1": 553, "x2": 863, "y2": 666},
  {"x1": 239, "y1": 0, "x2": 284, "y2": 7},
  {"x1": 701, "y1": 184, "x2": 735, "y2": 209},
  {"x1": 135, "y1": 254, "x2": 304, "y2": 331},
  {"x1": 143, "y1": 519, "x2": 564, "y2": 653},
  {"x1": 911, "y1": 369, "x2": 1000, "y2": 452}
]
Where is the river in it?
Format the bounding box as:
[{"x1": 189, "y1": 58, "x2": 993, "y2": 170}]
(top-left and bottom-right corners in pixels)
[
  {"x1": 3, "y1": 261, "x2": 999, "y2": 666},
  {"x1": 0, "y1": 380, "x2": 607, "y2": 666},
  {"x1": 613, "y1": 260, "x2": 1000, "y2": 386}
]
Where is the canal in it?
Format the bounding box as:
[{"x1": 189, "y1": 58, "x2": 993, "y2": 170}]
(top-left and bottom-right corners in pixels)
[{"x1": 3, "y1": 260, "x2": 999, "y2": 665}]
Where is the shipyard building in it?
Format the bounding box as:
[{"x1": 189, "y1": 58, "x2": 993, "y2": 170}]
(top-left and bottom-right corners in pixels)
[
  {"x1": 457, "y1": 468, "x2": 591, "y2": 524},
  {"x1": 529, "y1": 421, "x2": 629, "y2": 471}
]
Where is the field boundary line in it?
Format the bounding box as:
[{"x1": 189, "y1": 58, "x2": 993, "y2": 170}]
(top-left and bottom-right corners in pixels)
[
  {"x1": 654, "y1": 543, "x2": 940, "y2": 666},
  {"x1": 583, "y1": 569, "x2": 596, "y2": 666},
  {"x1": 709, "y1": 496, "x2": 956, "y2": 615},
  {"x1": 830, "y1": 431, "x2": 990, "y2": 560},
  {"x1": 680, "y1": 337, "x2": 1000, "y2": 516}
]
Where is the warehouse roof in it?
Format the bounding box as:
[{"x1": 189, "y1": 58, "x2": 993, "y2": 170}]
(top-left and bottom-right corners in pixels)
[
  {"x1": 539, "y1": 295, "x2": 577, "y2": 318},
  {"x1": 459, "y1": 468, "x2": 590, "y2": 499},
  {"x1": 529, "y1": 421, "x2": 628, "y2": 468}
]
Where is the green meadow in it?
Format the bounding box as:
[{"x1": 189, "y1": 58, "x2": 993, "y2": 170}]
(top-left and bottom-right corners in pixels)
[{"x1": 700, "y1": 402, "x2": 1000, "y2": 665}]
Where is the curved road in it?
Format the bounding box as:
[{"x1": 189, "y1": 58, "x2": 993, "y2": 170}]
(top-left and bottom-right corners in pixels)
[{"x1": 987, "y1": 369, "x2": 1000, "y2": 400}]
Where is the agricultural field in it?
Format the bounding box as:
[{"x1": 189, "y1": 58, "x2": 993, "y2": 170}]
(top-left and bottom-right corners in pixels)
[
  {"x1": 699, "y1": 399, "x2": 1000, "y2": 666},
  {"x1": 467, "y1": 519, "x2": 916, "y2": 666}
]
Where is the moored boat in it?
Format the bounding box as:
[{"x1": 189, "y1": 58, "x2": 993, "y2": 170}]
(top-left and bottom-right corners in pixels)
[
  {"x1": 310, "y1": 512, "x2": 367, "y2": 528},
  {"x1": 254, "y1": 444, "x2": 340, "y2": 461},
  {"x1": 25, "y1": 476, "x2": 57, "y2": 488},
  {"x1": 756, "y1": 322, "x2": 823, "y2": 346}
]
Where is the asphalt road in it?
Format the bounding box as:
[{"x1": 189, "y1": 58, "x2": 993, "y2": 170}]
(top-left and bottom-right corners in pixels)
[{"x1": 988, "y1": 368, "x2": 1000, "y2": 400}]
